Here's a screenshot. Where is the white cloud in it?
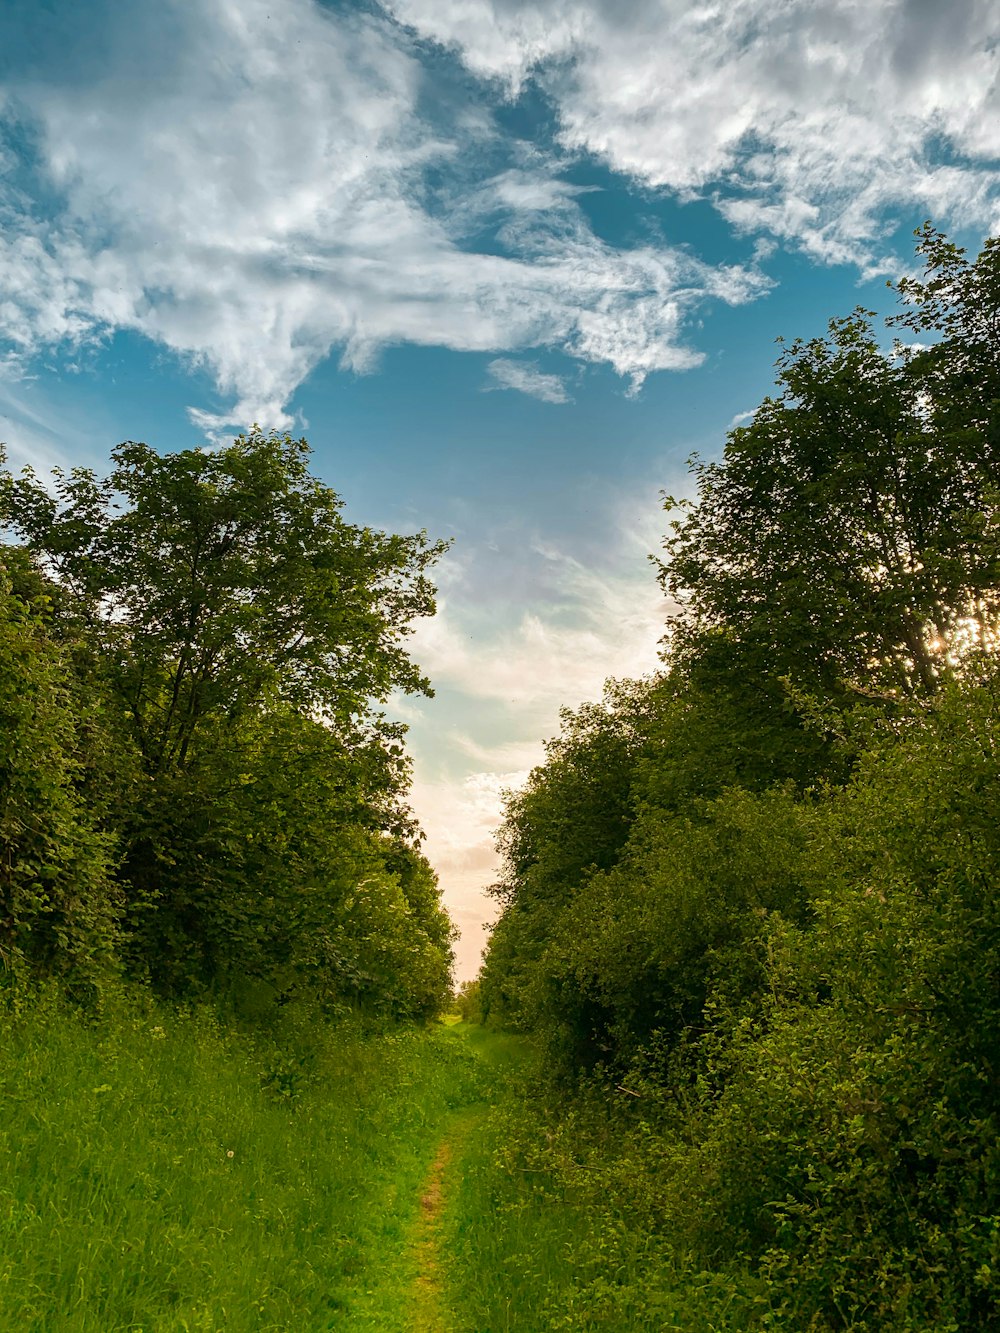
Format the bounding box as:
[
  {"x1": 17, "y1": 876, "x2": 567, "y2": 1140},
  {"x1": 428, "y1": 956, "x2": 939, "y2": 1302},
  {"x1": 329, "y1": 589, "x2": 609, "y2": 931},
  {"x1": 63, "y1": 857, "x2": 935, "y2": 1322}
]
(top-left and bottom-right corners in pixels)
[
  {"x1": 0, "y1": 0, "x2": 765, "y2": 427},
  {"x1": 397, "y1": 492, "x2": 672, "y2": 978},
  {"x1": 445, "y1": 167, "x2": 597, "y2": 237},
  {"x1": 451, "y1": 734, "x2": 548, "y2": 771},
  {"x1": 411, "y1": 544, "x2": 667, "y2": 720},
  {"x1": 485, "y1": 357, "x2": 570, "y2": 402},
  {"x1": 384, "y1": 0, "x2": 1000, "y2": 266}
]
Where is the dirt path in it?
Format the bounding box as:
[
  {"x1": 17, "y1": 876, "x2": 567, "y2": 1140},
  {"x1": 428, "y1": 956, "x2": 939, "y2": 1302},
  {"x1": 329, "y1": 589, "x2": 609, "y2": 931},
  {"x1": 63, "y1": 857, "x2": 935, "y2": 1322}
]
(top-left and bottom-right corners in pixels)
[
  {"x1": 406, "y1": 1111, "x2": 481, "y2": 1333},
  {"x1": 397, "y1": 1024, "x2": 528, "y2": 1333},
  {"x1": 407, "y1": 1135, "x2": 455, "y2": 1332}
]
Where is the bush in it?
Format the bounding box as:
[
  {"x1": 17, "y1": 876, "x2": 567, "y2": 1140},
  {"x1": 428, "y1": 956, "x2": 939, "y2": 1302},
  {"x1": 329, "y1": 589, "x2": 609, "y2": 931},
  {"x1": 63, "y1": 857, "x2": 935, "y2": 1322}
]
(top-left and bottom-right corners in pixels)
[{"x1": 0, "y1": 569, "x2": 119, "y2": 991}]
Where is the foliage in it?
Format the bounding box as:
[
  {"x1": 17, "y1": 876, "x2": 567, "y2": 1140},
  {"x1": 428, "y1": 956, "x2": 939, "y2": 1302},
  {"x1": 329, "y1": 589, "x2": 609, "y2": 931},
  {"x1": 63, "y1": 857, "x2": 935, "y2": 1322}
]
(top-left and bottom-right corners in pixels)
[
  {"x1": 455, "y1": 977, "x2": 482, "y2": 1022},
  {"x1": 1, "y1": 429, "x2": 447, "y2": 770},
  {"x1": 480, "y1": 678, "x2": 659, "y2": 1029},
  {"x1": 466, "y1": 679, "x2": 1000, "y2": 1328},
  {"x1": 0, "y1": 430, "x2": 454, "y2": 1014},
  {"x1": 0, "y1": 565, "x2": 119, "y2": 990},
  {"x1": 478, "y1": 226, "x2": 1000, "y2": 1328},
  {"x1": 118, "y1": 706, "x2": 452, "y2": 1012},
  {"x1": 892, "y1": 221, "x2": 1000, "y2": 434},
  {"x1": 609, "y1": 676, "x2": 994, "y2": 1328},
  {"x1": 662, "y1": 231, "x2": 1000, "y2": 698}
]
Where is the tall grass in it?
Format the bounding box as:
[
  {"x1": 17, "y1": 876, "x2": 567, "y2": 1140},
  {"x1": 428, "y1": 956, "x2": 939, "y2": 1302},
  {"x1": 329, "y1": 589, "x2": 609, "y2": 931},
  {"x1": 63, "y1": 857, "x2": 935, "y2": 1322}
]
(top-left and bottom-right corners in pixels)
[
  {"x1": 442, "y1": 1042, "x2": 762, "y2": 1332},
  {"x1": 0, "y1": 986, "x2": 482, "y2": 1332}
]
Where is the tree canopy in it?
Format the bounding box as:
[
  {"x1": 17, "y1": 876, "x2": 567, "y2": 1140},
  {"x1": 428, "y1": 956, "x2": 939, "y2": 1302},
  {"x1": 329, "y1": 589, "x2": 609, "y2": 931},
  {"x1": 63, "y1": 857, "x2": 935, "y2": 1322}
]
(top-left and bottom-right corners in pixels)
[
  {"x1": 662, "y1": 279, "x2": 1000, "y2": 700},
  {"x1": 479, "y1": 226, "x2": 1000, "y2": 1329},
  {"x1": 1, "y1": 430, "x2": 447, "y2": 773},
  {"x1": 0, "y1": 430, "x2": 454, "y2": 1015}
]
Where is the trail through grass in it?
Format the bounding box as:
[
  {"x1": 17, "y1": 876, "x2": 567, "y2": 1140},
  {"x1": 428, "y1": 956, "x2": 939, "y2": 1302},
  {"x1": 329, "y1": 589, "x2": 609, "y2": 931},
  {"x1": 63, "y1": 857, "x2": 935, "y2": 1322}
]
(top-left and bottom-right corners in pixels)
[
  {"x1": 7, "y1": 994, "x2": 699, "y2": 1331},
  {"x1": 5, "y1": 996, "x2": 971, "y2": 1330},
  {"x1": 408, "y1": 1132, "x2": 455, "y2": 1332},
  {"x1": 0, "y1": 991, "x2": 493, "y2": 1331},
  {"x1": 407, "y1": 1116, "x2": 468, "y2": 1333},
  {"x1": 403, "y1": 1023, "x2": 529, "y2": 1332}
]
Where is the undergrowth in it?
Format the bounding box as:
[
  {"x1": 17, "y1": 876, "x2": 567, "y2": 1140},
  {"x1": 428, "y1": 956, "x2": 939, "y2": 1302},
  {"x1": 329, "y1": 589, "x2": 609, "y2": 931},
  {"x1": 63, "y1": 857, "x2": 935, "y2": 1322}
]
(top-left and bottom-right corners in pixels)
[
  {"x1": 444, "y1": 1055, "x2": 762, "y2": 1332},
  {"x1": 0, "y1": 984, "x2": 482, "y2": 1332}
]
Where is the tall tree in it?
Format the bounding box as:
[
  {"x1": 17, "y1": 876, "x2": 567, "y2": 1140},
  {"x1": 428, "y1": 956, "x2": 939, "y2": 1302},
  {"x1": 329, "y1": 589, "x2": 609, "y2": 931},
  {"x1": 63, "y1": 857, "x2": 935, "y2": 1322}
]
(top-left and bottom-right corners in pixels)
[
  {"x1": 0, "y1": 431, "x2": 453, "y2": 1001},
  {"x1": 1, "y1": 429, "x2": 448, "y2": 774},
  {"x1": 662, "y1": 229, "x2": 1000, "y2": 700},
  {"x1": 892, "y1": 221, "x2": 1000, "y2": 437}
]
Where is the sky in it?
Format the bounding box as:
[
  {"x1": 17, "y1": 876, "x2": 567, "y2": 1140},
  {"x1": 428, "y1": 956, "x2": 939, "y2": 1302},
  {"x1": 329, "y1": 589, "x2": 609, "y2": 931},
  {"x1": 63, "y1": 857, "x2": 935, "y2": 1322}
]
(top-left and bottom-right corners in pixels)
[{"x1": 1, "y1": 0, "x2": 998, "y2": 980}]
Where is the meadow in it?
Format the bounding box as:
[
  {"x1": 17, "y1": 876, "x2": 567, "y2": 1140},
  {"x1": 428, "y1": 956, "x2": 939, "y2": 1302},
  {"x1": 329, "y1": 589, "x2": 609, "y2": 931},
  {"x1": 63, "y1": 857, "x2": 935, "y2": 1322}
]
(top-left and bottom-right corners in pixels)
[{"x1": 0, "y1": 990, "x2": 487, "y2": 1332}]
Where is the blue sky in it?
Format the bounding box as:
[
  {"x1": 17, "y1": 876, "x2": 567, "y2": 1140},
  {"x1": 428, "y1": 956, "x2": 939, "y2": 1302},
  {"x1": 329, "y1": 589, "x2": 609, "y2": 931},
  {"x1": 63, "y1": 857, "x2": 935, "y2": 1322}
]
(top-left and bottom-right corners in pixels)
[{"x1": 1, "y1": 0, "x2": 998, "y2": 977}]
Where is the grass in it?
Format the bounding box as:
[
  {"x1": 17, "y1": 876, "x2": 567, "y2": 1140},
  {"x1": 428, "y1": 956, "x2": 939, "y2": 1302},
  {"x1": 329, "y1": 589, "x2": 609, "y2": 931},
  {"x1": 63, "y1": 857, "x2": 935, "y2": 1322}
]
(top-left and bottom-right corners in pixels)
[
  {"x1": 400, "y1": 1023, "x2": 530, "y2": 1333},
  {"x1": 0, "y1": 986, "x2": 485, "y2": 1332},
  {"x1": 441, "y1": 1030, "x2": 761, "y2": 1332},
  {"x1": 1, "y1": 995, "x2": 762, "y2": 1331}
]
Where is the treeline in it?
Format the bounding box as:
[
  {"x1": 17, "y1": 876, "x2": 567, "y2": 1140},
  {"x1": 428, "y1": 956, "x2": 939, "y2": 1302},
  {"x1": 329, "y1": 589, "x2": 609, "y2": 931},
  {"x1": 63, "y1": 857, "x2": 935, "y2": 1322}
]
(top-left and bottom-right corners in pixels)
[
  {"x1": 0, "y1": 430, "x2": 454, "y2": 1018},
  {"x1": 479, "y1": 226, "x2": 1000, "y2": 1329}
]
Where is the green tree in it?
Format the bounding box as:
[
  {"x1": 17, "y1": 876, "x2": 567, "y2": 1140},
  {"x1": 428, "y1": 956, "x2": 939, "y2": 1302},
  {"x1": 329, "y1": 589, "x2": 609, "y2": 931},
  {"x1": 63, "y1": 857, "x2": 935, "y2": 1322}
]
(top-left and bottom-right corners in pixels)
[
  {"x1": 471, "y1": 227, "x2": 1000, "y2": 1328},
  {"x1": 0, "y1": 565, "x2": 118, "y2": 989},
  {"x1": 481, "y1": 679, "x2": 655, "y2": 1027},
  {"x1": 0, "y1": 431, "x2": 453, "y2": 1003},
  {"x1": 662, "y1": 232, "x2": 1000, "y2": 700},
  {"x1": 492, "y1": 679, "x2": 655, "y2": 910},
  {"x1": 666, "y1": 673, "x2": 1000, "y2": 1329},
  {"x1": 892, "y1": 221, "x2": 1000, "y2": 438},
  {"x1": 1, "y1": 429, "x2": 448, "y2": 774}
]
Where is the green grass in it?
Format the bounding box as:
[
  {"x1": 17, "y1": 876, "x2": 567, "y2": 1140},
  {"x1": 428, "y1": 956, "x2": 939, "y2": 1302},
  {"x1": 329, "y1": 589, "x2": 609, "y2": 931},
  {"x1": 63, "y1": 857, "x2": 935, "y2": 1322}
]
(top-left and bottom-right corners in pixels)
[
  {"x1": 441, "y1": 1030, "x2": 761, "y2": 1333},
  {"x1": 1, "y1": 999, "x2": 764, "y2": 1331},
  {"x1": 0, "y1": 988, "x2": 484, "y2": 1332}
]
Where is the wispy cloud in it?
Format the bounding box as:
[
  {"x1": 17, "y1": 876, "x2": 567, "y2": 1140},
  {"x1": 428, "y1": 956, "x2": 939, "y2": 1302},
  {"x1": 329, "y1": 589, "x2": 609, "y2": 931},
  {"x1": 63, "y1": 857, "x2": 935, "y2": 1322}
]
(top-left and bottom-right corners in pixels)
[
  {"x1": 485, "y1": 357, "x2": 570, "y2": 402},
  {"x1": 0, "y1": 379, "x2": 97, "y2": 473},
  {"x1": 385, "y1": 0, "x2": 1000, "y2": 268},
  {"x1": 397, "y1": 488, "x2": 672, "y2": 978},
  {"x1": 411, "y1": 543, "x2": 667, "y2": 720},
  {"x1": 0, "y1": 0, "x2": 765, "y2": 429}
]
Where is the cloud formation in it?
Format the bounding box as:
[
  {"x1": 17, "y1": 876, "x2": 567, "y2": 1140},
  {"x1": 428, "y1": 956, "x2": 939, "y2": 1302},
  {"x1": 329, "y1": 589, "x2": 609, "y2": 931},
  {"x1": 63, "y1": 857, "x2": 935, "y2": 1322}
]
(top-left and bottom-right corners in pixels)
[
  {"x1": 385, "y1": 0, "x2": 1000, "y2": 269},
  {"x1": 485, "y1": 358, "x2": 570, "y2": 402},
  {"x1": 1, "y1": 0, "x2": 996, "y2": 430},
  {"x1": 399, "y1": 497, "x2": 670, "y2": 979},
  {"x1": 0, "y1": 0, "x2": 764, "y2": 428},
  {"x1": 411, "y1": 539, "x2": 668, "y2": 722}
]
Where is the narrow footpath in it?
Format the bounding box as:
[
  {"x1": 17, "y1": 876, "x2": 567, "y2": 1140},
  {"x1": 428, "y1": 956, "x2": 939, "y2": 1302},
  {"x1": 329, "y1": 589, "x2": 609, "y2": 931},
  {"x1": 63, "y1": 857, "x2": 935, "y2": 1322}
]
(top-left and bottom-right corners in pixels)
[
  {"x1": 337, "y1": 1020, "x2": 529, "y2": 1333},
  {"x1": 406, "y1": 1110, "x2": 482, "y2": 1333},
  {"x1": 400, "y1": 1022, "x2": 528, "y2": 1333}
]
